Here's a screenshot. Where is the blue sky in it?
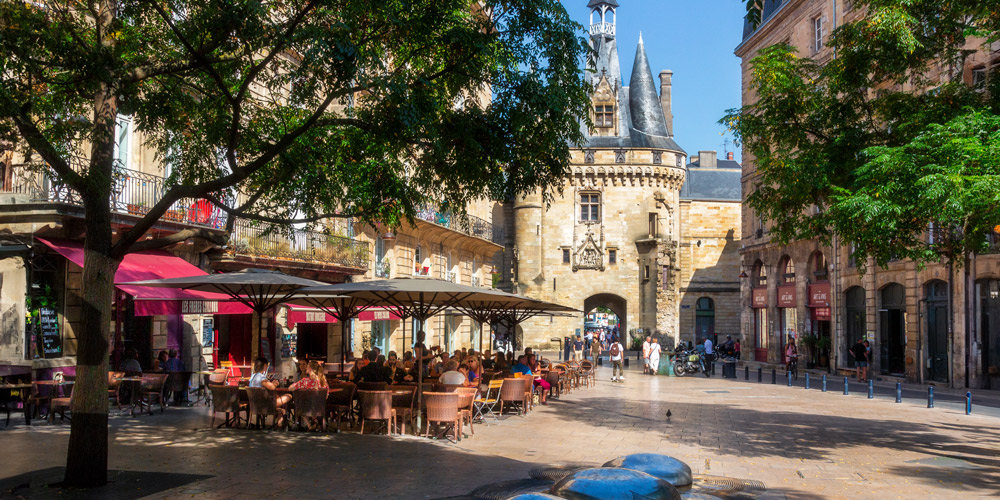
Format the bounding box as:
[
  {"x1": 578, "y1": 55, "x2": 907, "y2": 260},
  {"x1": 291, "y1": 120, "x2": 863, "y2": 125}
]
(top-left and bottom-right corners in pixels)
[{"x1": 566, "y1": 0, "x2": 746, "y2": 162}]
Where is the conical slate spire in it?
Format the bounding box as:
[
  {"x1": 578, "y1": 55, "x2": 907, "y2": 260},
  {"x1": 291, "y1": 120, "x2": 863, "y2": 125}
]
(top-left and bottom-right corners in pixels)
[{"x1": 629, "y1": 32, "x2": 669, "y2": 137}]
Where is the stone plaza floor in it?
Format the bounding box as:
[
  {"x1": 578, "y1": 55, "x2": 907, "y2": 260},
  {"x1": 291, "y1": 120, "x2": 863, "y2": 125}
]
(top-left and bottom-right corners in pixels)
[{"x1": 2, "y1": 363, "x2": 999, "y2": 499}]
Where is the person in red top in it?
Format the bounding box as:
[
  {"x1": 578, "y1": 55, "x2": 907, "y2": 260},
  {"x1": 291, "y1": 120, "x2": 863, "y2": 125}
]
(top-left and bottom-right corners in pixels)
[{"x1": 279, "y1": 360, "x2": 326, "y2": 407}]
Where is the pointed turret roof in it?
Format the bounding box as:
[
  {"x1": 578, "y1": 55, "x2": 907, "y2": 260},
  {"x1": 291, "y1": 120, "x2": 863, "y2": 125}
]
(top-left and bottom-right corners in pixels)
[{"x1": 628, "y1": 33, "x2": 669, "y2": 139}]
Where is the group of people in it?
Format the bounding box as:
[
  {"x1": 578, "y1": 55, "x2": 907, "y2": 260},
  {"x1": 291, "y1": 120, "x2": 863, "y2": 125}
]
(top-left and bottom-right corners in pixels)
[
  {"x1": 849, "y1": 337, "x2": 874, "y2": 382},
  {"x1": 343, "y1": 331, "x2": 495, "y2": 389},
  {"x1": 640, "y1": 336, "x2": 664, "y2": 375}
]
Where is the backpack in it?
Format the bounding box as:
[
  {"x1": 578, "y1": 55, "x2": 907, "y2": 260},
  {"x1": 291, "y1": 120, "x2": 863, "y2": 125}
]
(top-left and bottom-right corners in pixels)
[{"x1": 610, "y1": 343, "x2": 621, "y2": 357}]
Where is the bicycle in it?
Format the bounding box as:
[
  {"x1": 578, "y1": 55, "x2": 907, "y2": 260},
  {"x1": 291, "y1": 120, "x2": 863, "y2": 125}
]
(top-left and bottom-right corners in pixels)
[{"x1": 786, "y1": 355, "x2": 799, "y2": 381}]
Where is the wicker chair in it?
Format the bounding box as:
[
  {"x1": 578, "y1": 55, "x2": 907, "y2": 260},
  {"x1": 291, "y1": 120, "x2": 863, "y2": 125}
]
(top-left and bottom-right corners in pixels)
[
  {"x1": 357, "y1": 381, "x2": 388, "y2": 392},
  {"x1": 358, "y1": 390, "x2": 395, "y2": 435},
  {"x1": 293, "y1": 388, "x2": 328, "y2": 431},
  {"x1": 165, "y1": 371, "x2": 192, "y2": 405},
  {"x1": 49, "y1": 383, "x2": 74, "y2": 423},
  {"x1": 208, "y1": 384, "x2": 245, "y2": 428},
  {"x1": 580, "y1": 361, "x2": 595, "y2": 388},
  {"x1": 107, "y1": 371, "x2": 124, "y2": 410},
  {"x1": 454, "y1": 387, "x2": 477, "y2": 437},
  {"x1": 544, "y1": 370, "x2": 561, "y2": 399},
  {"x1": 28, "y1": 382, "x2": 56, "y2": 419},
  {"x1": 553, "y1": 364, "x2": 571, "y2": 394},
  {"x1": 327, "y1": 382, "x2": 356, "y2": 430},
  {"x1": 498, "y1": 378, "x2": 527, "y2": 415},
  {"x1": 390, "y1": 385, "x2": 417, "y2": 435},
  {"x1": 140, "y1": 374, "x2": 169, "y2": 414},
  {"x1": 423, "y1": 392, "x2": 461, "y2": 442},
  {"x1": 245, "y1": 387, "x2": 283, "y2": 429},
  {"x1": 438, "y1": 383, "x2": 463, "y2": 393}
]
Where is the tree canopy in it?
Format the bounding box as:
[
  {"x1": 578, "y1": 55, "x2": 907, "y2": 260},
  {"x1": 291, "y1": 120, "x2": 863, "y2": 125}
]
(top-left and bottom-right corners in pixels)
[{"x1": 728, "y1": 0, "x2": 1000, "y2": 270}]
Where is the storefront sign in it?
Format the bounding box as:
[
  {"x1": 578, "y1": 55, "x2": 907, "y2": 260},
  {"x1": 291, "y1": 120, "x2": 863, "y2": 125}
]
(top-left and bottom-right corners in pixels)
[
  {"x1": 182, "y1": 300, "x2": 219, "y2": 314},
  {"x1": 38, "y1": 307, "x2": 61, "y2": 358},
  {"x1": 777, "y1": 285, "x2": 796, "y2": 308},
  {"x1": 370, "y1": 309, "x2": 392, "y2": 321},
  {"x1": 813, "y1": 307, "x2": 831, "y2": 321},
  {"x1": 752, "y1": 287, "x2": 768, "y2": 308},
  {"x1": 808, "y1": 283, "x2": 831, "y2": 307}
]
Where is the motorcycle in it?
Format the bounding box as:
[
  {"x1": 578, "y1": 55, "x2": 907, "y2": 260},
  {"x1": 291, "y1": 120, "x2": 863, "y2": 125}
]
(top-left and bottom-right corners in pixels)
[{"x1": 671, "y1": 349, "x2": 710, "y2": 377}]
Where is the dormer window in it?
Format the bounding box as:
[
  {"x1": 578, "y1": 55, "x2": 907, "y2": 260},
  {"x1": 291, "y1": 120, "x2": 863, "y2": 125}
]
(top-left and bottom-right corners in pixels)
[{"x1": 595, "y1": 105, "x2": 614, "y2": 128}]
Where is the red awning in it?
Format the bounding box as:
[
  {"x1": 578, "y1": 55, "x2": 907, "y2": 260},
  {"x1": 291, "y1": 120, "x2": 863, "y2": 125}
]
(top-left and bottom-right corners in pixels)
[
  {"x1": 36, "y1": 237, "x2": 252, "y2": 317},
  {"x1": 285, "y1": 304, "x2": 400, "y2": 329}
]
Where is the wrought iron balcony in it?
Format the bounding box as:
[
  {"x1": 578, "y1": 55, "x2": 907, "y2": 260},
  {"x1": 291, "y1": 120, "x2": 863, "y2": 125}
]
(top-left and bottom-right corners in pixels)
[
  {"x1": 374, "y1": 260, "x2": 390, "y2": 278},
  {"x1": 415, "y1": 203, "x2": 503, "y2": 245},
  {"x1": 226, "y1": 219, "x2": 370, "y2": 270},
  {"x1": 0, "y1": 161, "x2": 226, "y2": 229}
]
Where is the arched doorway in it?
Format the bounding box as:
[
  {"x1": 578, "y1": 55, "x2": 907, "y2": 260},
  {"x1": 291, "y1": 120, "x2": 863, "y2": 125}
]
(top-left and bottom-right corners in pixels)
[
  {"x1": 925, "y1": 280, "x2": 948, "y2": 382},
  {"x1": 584, "y1": 293, "x2": 627, "y2": 348},
  {"x1": 751, "y1": 260, "x2": 769, "y2": 362},
  {"x1": 843, "y1": 286, "x2": 865, "y2": 368},
  {"x1": 776, "y1": 255, "x2": 796, "y2": 363},
  {"x1": 807, "y1": 252, "x2": 832, "y2": 368},
  {"x1": 695, "y1": 297, "x2": 715, "y2": 343},
  {"x1": 879, "y1": 283, "x2": 906, "y2": 376}
]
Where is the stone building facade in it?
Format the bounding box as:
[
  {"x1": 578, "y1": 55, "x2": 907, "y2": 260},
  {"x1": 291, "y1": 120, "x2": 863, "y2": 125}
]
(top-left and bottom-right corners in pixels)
[
  {"x1": 736, "y1": 0, "x2": 1000, "y2": 389},
  {"x1": 505, "y1": 0, "x2": 742, "y2": 350}
]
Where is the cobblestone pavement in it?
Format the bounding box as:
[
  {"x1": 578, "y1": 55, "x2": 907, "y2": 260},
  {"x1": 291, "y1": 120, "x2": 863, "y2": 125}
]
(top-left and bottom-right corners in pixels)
[{"x1": 2, "y1": 364, "x2": 998, "y2": 499}]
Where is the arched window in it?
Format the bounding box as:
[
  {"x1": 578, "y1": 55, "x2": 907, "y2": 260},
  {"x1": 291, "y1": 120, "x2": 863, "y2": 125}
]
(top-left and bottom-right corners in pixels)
[
  {"x1": 696, "y1": 297, "x2": 714, "y2": 311},
  {"x1": 779, "y1": 256, "x2": 795, "y2": 284},
  {"x1": 414, "y1": 245, "x2": 422, "y2": 274},
  {"x1": 752, "y1": 260, "x2": 767, "y2": 288},
  {"x1": 696, "y1": 297, "x2": 715, "y2": 341}
]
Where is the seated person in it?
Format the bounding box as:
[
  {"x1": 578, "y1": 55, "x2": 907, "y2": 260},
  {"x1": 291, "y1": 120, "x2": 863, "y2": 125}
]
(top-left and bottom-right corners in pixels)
[
  {"x1": 481, "y1": 350, "x2": 494, "y2": 370},
  {"x1": 438, "y1": 360, "x2": 467, "y2": 385},
  {"x1": 164, "y1": 349, "x2": 184, "y2": 372},
  {"x1": 429, "y1": 352, "x2": 450, "y2": 378},
  {"x1": 357, "y1": 351, "x2": 390, "y2": 383},
  {"x1": 512, "y1": 355, "x2": 549, "y2": 404},
  {"x1": 249, "y1": 357, "x2": 280, "y2": 390},
  {"x1": 121, "y1": 348, "x2": 143, "y2": 375},
  {"x1": 152, "y1": 350, "x2": 168, "y2": 372}
]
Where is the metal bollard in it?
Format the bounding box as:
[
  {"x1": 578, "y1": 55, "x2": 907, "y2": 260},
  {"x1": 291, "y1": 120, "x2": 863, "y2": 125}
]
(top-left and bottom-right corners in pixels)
[
  {"x1": 895, "y1": 382, "x2": 902, "y2": 403},
  {"x1": 843, "y1": 377, "x2": 849, "y2": 395},
  {"x1": 868, "y1": 380, "x2": 874, "y2": 399},
  {"x1": 757, "y1": 367, "x2": 762, "y2": 383},
  {"x1": 928, "y1": 386, "x2": 934, "y2": 408},
  {"x1": 771, "y1": 369, "x2": 776, "y2": 384},
  {"x1": 787, "y1": 371, "x2": 792, "y2": 386},
  {"x1": 805, "y1": 372, "x2": 810, "y2": 390},
  {"x1": 745, "y1": 366, "x2": 749, "y2": 381},
  {"x1": 822, "y1": 374, "x2": 827, "y2": 392},
  {"x1": 966, "y1": 392, "x2": 972, "y2": 415}
]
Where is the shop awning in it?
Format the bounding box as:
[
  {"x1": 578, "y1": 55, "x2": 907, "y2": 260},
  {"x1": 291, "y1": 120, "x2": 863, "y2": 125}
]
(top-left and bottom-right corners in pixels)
[
  {"x1": 36, "y1": 237, "x2": 252, "y2": 316},
  {"x1": 285, "y1": 304, "x2": 400, "y2": 329}
]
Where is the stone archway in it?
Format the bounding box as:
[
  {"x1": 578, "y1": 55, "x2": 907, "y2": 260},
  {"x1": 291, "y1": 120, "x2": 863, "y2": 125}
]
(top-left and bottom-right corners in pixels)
[{"x1": 584, "y1": 293, "x2": 627, "y2": 337}]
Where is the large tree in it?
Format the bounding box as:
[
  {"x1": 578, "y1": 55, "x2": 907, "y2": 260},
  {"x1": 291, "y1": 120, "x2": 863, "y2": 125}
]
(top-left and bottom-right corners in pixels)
[
  {"x1": 0, "y1": 0, "x2": 589, "y2": 486},
  {"x1": 729, "y1": 0, "x2": 1000, "y2": 388}
]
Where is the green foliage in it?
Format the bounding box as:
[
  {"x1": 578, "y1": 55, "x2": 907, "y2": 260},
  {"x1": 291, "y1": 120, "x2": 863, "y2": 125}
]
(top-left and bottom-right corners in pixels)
[
  {"x1": 0, "y1": 0, "x2": 591, "y2": 246},
  {"x1": 726, "y1": 0, "x2": 1000, "y2": 270}
]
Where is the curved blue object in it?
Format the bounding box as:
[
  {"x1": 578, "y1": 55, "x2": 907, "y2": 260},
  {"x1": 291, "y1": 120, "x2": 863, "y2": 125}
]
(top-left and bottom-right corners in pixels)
[
  {"x1": 506, "y1": 494, "x2": 565, "y2": 500},
  {"x1": 603, "y1": 454, "x2": 693, "y2": 487},
  {"x1": 551, "y1": 467, "x2": 680, "y2": 500}
]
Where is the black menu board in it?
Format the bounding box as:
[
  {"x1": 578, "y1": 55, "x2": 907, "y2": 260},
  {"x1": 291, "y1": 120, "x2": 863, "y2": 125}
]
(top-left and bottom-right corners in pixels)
[{"x1": 38, "y1": 307, "x2": 61, "y2": 358}]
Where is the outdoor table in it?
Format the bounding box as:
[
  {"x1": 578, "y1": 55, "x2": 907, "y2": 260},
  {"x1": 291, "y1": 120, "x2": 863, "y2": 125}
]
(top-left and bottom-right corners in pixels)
[
  {"x1": 29, "y1": 381, "x2": 74, "y2": 423},
  {"x1": 0, "y1": 383, "x2": 33, "y2": 426}
]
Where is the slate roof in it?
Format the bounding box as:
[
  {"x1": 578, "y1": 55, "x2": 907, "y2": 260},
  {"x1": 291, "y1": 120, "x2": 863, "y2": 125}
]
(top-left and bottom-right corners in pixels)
[
  {"x1": 680, "y1": 158, "x2": 742, "y2": 201},
  {"x1": 742, "y1": 0, "x2": 789, "y2": 41},
  {"x1": 587, "y1": 0, "x2": 619, "y2": 8}
]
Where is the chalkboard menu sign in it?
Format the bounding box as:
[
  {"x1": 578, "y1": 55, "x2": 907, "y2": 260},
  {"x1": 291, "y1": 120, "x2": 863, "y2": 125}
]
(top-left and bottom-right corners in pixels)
[{"x1": 38, "y1": 307, "x2": 61, "y2": 358}]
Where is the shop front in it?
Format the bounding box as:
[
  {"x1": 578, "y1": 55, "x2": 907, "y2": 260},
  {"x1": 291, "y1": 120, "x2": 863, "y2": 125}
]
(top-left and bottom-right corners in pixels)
[
  {"x1": 752, "y1": 287, "x2": 768, "y2": 362},
  {"x1": 777, "y1": 284, "x2": 796, "y2": 364},
  {"x1": 808, "y1": 283, "x2": 831, "y2": 369}
]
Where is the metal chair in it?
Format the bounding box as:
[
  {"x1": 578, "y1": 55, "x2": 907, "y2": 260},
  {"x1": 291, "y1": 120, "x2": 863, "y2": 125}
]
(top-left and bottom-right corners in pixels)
[
  {"x1": 49, "y1": 383, "x2": 74, "y2": 423},
  {"x1": 165, "y1": 371, "x2": 192, "y2": 406},
  {"x1": 423, "y1": 392, "x2": 460, "y2": 442},
  {"x1": 358, "y1": 390, "x2": 395, "y2": 435},
  {"x1": 208, "y1": 384, "x2": 245, "y2": 428},
  {"x1": 580, "y1": 360, "x2": 596, "y2": 387},
  {"x1": 327, "y1": 382, "x2": 356, "y2": 430},
  {"x1": 293, "y1": 388, "x2": 328, "y2": 431},
  {"x1": 474, "y1": 379, "x2": 503, "y2": 423},
  {"x1": 246, "y1": 387, "x2": 283, "y2": 430}
]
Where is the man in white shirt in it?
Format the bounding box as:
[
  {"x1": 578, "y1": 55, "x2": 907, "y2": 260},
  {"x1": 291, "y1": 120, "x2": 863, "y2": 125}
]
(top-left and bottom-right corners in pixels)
[
  {"x1": 641, "y1": 336, "x2": 651, "y2": 374},
  {"x1": 648, "y1": 338, "x2": 662, "y2": 375},
  {"x1": 704, "y1": 337, "x2": 715, "y2": 376},
  {"x1": 609, "y1": 339, "x2": 625, "y2": 382},
  {"x1": 439, "y1": 360, "x2": 466, "y2": 385}
]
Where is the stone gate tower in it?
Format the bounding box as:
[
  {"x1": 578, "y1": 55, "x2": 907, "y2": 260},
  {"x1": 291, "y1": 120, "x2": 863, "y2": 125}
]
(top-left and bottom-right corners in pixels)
[{"x1": 508, "y1": 0, "x2": 687, "y2": 348}]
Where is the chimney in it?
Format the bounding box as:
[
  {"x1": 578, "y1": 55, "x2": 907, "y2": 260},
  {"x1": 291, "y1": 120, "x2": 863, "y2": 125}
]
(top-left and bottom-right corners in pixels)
[
  {"x1": 659, "y1": 70, "x2": 673, "y2": 137},
  {"x1": 689, "y1": 155, "x2": 698, "y2": 164},
  {"x1": 698, "y1": 150, "x2": 717, "y2": 168},
  {"x1": 727, "y1": 152, "x2": 734, "y2": 161}
]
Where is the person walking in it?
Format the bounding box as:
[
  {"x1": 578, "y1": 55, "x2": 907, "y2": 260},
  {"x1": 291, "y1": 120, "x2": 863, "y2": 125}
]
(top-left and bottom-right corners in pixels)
[
  {"x1": 591, "y1": 335, "x2": 601, "y2": 363},
  {"x1": 703, "y1": 337, "x2": 715, "y2": 376},
  {"x1": 641, "y1": 336, "x2": 651, "y2": 374},
  {"x1": 648, "y1": 338, "x2": 662, "y2": 375},
  {"x1": 609, "y1": 337, "x2": 625, "y2": 382},
  {"x1": 572, "y1": 335, "x2": 584, "y2": 361},
  {"x1": 849, "y1": 338, "x2": 868, "y2": 382},
  {"x1": 863, "y1": 340, "x2": 873, "y2": 382}
]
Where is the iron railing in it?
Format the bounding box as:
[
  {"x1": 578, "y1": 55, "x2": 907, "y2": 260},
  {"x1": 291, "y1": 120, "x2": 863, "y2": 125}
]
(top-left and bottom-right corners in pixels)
[
  {"x1": 226, "y1": 219, "x2": 369, "y2": 270},
  {"x1": 1, "y1": 161, "x2": 227, "y2": 229},
  {"x1": 374, "y1": 260, "x2": 390, "y2": 278},
  {"x1": 415, "y1": 203, "x2": 503, "y2": 244}
]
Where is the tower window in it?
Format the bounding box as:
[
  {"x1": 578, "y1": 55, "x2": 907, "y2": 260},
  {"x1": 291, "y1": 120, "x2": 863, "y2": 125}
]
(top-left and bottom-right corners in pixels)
[
  {"x1": 562, "y1": 249, "x2": 570, "y2": 264},
  {"x1": 595, "y1": 105, "x2": 614, "y2": 128},
  {"x1": 608, "y1": 249, "x2": 617, "y2": 264},
  {"x1": 580, "y1": 193, "x2": 600, "y2": 222}
]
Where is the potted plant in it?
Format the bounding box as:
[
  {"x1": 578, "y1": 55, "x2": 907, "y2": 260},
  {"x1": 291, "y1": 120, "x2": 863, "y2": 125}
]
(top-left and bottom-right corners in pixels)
[{"x1": 816, "y1": 335, "x2": 831, "y2": 367}]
